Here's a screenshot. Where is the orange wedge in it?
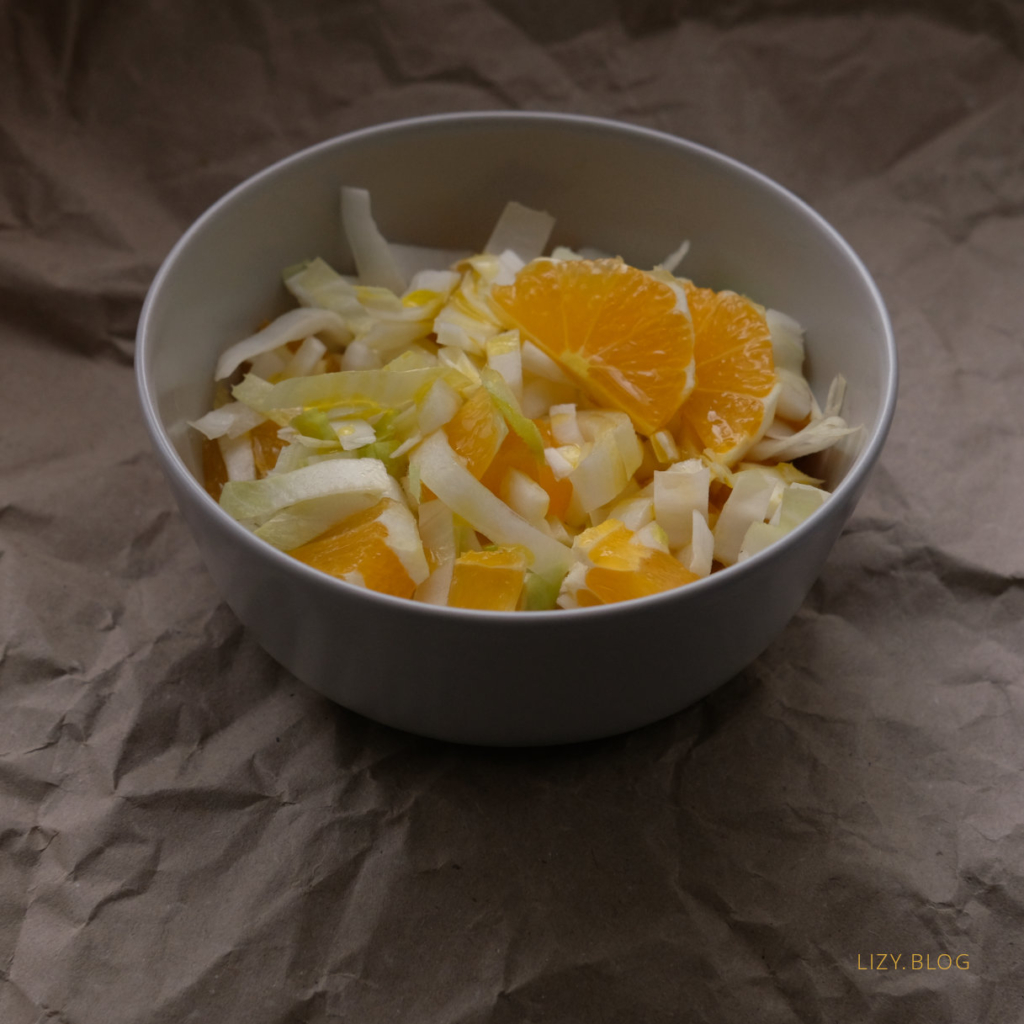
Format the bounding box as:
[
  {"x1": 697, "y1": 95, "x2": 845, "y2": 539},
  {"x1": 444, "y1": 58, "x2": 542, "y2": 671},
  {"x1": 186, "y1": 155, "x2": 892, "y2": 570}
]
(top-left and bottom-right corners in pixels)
[
  {"x1": 491, "y1": 258, "x2": 695, "y2": 436},
  {"x1": 480, "y1": 420, "x2": 573, "y2": 522},
  {"x1": 443, "y1": 386, "x2": 507, "y2": 479},
  {"x1": 448, "y1": 546, "x2": 528, "y2": 611},
  {"x1": 251, "y1": 419, "x2": 285, "y2": 477},
  {"x1": 572, "y1": 520, "x2": 698, "y2": 606},
  {"x1": 290, "y1": 498, "x2": 418, "y2": 599},
  {"x1": 678, "y1": 283, "x2": 778, "y2": 465},
  {"x1": 202, "y1": 438, "x2": 229, "y2": 501}
]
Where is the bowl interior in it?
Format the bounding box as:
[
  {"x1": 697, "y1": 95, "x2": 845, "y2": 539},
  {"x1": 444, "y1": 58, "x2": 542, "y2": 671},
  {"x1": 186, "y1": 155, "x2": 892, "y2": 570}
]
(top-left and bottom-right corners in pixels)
[{"x1": 139, "y1": 112, "x2": 894, "y2": 506}]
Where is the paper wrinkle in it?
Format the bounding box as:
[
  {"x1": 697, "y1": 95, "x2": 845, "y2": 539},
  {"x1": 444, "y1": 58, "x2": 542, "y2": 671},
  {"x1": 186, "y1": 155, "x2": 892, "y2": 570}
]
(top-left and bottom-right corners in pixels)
[
  {"x1": 376, "y1": 0, "x2": 590, "y2": 109},
  {"x1": 884, "y1": 81, "x2": 1024, "y2": 234}
]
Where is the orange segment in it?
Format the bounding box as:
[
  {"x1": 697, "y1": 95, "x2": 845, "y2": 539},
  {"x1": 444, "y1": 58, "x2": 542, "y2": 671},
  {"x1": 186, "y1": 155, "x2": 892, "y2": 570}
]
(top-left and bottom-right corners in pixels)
[
  {"x1": 448, "y1": 546, "x2": 528, "y2": 611},
  {"x1": 251, "y1": 418, "x2": 285, "y2": 478},
  {"x1": 201, "y1": 437, "x2": 228, "y2": 501},
  {"x1": 290, "y1": 498, "x2": 416, "y2": 599},
  {"x1": 443, "y1": 386, "x2": 507, "y2": 479},
  {"x1": 585, "y1": 553, "x2": 698, "y2": 604},
  {"x1": 679, "y1": 283, "x2": 778, "y2": 465},
  {"x1": 480, "y1": 421, "x2": 573, "y2": 522},
  {"x1": 573, "y1": 520, "x2": 698, "y2": 605},
  {"x1": 491, "y1": 258, "x2": 695, "y2": 436},
  {"x1": 203, "y1": 419, "x2": 282, "y2": 498}
]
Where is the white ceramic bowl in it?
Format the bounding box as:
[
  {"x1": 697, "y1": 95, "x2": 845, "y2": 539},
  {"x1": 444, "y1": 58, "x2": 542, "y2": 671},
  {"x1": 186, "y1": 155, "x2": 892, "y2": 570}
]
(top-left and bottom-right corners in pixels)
[{"x1": 136, "y1": 111, "x2": 897, "y2": 746}]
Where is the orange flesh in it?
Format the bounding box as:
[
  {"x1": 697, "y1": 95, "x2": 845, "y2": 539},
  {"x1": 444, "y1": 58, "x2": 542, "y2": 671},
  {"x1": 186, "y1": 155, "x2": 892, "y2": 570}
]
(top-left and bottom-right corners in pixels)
[
  {"x1": 443, "y1": 387, "x2": 506, "y2": 479},
  {"x1": 480, "y1": 423, "x2": 573, "y2": 522},
  {"x1": 202, "y1": 418, "x2": 282, "y2": 499},
  {"x1": 584, "y1": 551, "x2": 699, "y2": 604},
  {"x1": 290, "y1": 498, "x2": 416, "y2": 599},
  {"x1": 491, "y1": 258, "x2": 696, "y2": 436},
  {"x1": 575, "y1": 521, "x2": 699, "y2": 605},
  {"x1": 202, "y1": 437, "x2": 229, "y2": 501},
  {"x1": 679, "y1": 283, "x2": 777, "y2": 462},
  {"x1": 251, "y1": 419, "x2": 285, "y2": 477},
  {"x1": 447, "y1": 546, "x2": 528, "y2": 611}
]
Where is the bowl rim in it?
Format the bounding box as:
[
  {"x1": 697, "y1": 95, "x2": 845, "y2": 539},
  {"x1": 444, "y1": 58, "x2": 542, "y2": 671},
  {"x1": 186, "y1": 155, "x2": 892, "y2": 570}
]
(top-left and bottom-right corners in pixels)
[{"x1": 136, "y1": 109, "x2": 898, "y2": 623}]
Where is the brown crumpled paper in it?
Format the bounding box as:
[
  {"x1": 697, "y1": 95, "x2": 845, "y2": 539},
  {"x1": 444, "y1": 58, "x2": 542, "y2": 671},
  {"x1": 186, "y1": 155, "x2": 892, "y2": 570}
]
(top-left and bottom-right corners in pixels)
[{"x1": 2, "y1": 2, "x2": 1023, "y2": 1021}]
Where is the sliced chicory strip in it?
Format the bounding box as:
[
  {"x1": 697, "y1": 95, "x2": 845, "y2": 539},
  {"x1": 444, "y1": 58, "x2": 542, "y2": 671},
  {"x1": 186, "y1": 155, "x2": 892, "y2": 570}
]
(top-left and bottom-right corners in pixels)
[
  {"x1": 680, "y1": 510, "x2": 714, "y2": 577},
  {"x1": 521, "y1": 339, "x2": 573, "y2": 384},
  {"x1": 434, "y1": 302, "x2": 500, "y2": 354},
  {"x1": 549, "y1": 403, "x2": 584, "y2": 445},
  {"x1": 414, "y1": 559, "x2": 455, "y2": 605},
  {"x1": 404, "y1": 268, "x2": 461, "y2": 298},
  {"x1": 390, "y1": 244, "x2": 472, "y2": 279},
  {"x1": 219, "y1": 457, "x2": 390, "y2": 525},
  {"x1": 255, "y1": 491, "x2": 385, "y2": 550},
  {"x1": 334, "y1": 419, "x2": 377, "y2": 451},
  {"x1": 215, "y1": 308, "x2": 353, "y2": 381},
  {"x1": 774, "y1": 368, "x2": 814, "y2": 423},
  {"x1": 291, "y1": 409, "x2": 338, "y2": 441},
  {"x1": 360, "y1": 319, "x2": 434, "y2": 356},
  {"x1": 523, "y1": 570, "x2": 562, "y2": 610},
  {"x1": 501, "y1": 468, "x2": 550, "y2": 524},
  {"x1": 231, "y1": 374, "x2": 296, "y2": 424},
  {"x1": 284, "y1": 258, "x2": 369, "y2": 323},
  {"x1": 772, "y1": 482, "x2": 830, "y2": 530},
  {"x1": 653, "y1": 459, "x2": 709, "y2": 549},
  {"x1": 218, "y1": 433, "x2": 256, "y2": 482},
  {"x1": 737, "y1": 483, "x2": 830, "y2": 562},
  {"x1": 657, "y1": 239, "x2": 690, "y2": 274},
  {"x1": 189, "y1": 401, "x2": 266, "y2": 440},
  {"x1": 746, "y1": 416, "x2": 859, "y2": 463},
  {"x1": 824, "y1": 375, "x2": 847, "y2": 418},
  {"x1": 765, "y1": 309, "x2": 805, "y2": 374},
  {"x1": 411, "y1": 431, "x2": 575, "y2": 583},
  {"x1": 712, "y1": 469, "x2": 779, "y2": 567},
  {"x1": 249, "y1": 348, "x2": 289, "y2": 381},
  {"x1": 233, "y1": 366, "x2": 464, "y2": 418},
  {"x1": 286, "y1": 258, "x2": 453, "y2": 327},
  {"x1": 281, "y1": 336, "x2": 327, "y2": 379},
  {"x1": 417, "y1": 499, "x2": 458, "y2": 565},
  {"x1": 355, "y1": 285, "x2": 441, "y2": 320},
  {"x1": 340, "y1": 340, "x2": 383, "y2": 371},
  {"x1": 480, "y1": 367, "x2": 544, "y2": 456},
  {"x1": 575, "y1": 411, "x2": 642, "y2": 476},
  {"x1": 341, "y1": 186, "x2": 406, "y2": 295},
  {"x1": 485, "y1": 332, "x2": 523, "y2": 399},
  {"x1": 568, "y1": 430, "x2": 631, "y2": 514},
  {"x1": 374, "y1": 500, "x2": 431, "y2": 586},
  {"x1": 483, "y1": 201, "x2": 555, "y2": 263}
]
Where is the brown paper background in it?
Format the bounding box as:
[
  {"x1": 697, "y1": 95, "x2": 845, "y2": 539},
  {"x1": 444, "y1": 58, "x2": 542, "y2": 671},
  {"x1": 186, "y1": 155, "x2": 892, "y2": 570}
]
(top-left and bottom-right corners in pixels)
[{"x1": 3, "y1": 2, "x2": 1023, "y2": 1021}]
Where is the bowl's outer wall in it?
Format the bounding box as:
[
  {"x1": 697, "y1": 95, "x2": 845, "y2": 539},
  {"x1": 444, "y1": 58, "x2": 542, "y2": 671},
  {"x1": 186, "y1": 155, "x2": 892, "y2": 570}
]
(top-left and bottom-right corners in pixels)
[
  {"x1": 164, "y1": 460, "x2": 862, "y2": 746},
  {"x1": 138, "y1": 113, "x2": 896, "y2": 745}
]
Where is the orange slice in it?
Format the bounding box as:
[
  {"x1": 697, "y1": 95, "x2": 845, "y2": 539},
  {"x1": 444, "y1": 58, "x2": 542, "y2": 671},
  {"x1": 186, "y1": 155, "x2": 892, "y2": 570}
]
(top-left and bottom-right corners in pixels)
[
  {"x1": 678, "y1": 283, "x2": 778, "y2": 465},
  {"x1": 203, "y1": 419, "x2": 282, "y2": 498},
  {"x1": 290, "y1": 498, "x2": 417, "y2": 599},
  {"x1": 491, "y1": 258, "x2": 696, "y2": 436},
  {"x1": 572, "y1": 520, "x2": 698, "y2": 606},
  {"x1": 448, "y1": 546, "x2": 528, "y2": 611},
  {"x1": 202, "y1": 437, "x2": 229, "y2": 501},
  {"x1": 251, "y1": 419, "x2": 285, "y2": 477},
  {"x1": 480, "y1": 420, "x2": 573, "y2": 522},
  {"x1": 443, "y1": 386, "x2": 507, "y2": 479}
]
